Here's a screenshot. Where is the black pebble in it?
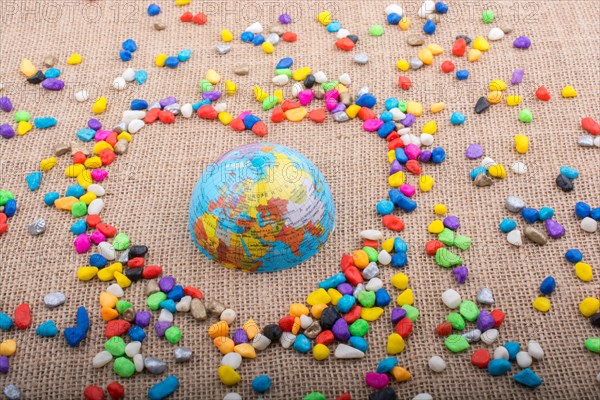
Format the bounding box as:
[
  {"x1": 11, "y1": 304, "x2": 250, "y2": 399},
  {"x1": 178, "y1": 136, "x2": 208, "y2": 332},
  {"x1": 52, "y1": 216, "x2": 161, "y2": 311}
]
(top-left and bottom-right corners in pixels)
[
  {"x1": 475, "y1": 96, "x2": 490, "y2": 114},
  {"x1": 262, "y1": 324, "x2": 283, "y2": 341},
  {"x1": 456, "y1": 34, "x2": 472, "y2": 44},
  {"x1": 591, "y1": 313, "x2": 600, "y2": 328},
  {"x1": 369, "y1": 387, "x2": 397, "y2": 400},
  {"x1": 319, "y1": 306, "x2": 342, "y2": 331},
  {"x1": 125, "y1": 267, "x2": 143, "y2": 282},
  {"x1": 27, "y1": 71, "x2": 45, "y2": 84},
  {"x1": 129, "y1": 245, "x2": 149, "y2": 259},
  {"x1": 556, "y1": 174, "x2": 574, "y2": 192},
  {"x1": 304, "y1": 74, "x2": 316, "y2": 89},
  {"x1": 346, "y1": 34, "x2": 359, "y2": 44}
]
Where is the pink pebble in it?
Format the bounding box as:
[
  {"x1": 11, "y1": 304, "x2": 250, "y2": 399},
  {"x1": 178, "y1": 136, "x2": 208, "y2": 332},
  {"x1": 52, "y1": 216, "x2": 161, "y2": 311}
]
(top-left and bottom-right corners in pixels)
[
  {"x1": 363, "y1": 119, "x2": 384, "y2": 132},
  {"x1": 325, "y1": 98, "x2": 338, "y2": 111},
  {"x1": 324, "y1": 89, "x2": 339, "y2": 100},
  {"x1": 404, "y1": 143, "x2": 421, "y2": 160},
  {"x1": 237, "y1": 111, "x2": 252, "y2": 119},
  {"x1": 90, "y1": 230, "x2": 106, "y2": 245},
  {"x1": 297, "y1": 90, "x2": 314, "y2": 106},
  {"x1": 400, "y1": 183, "x2": 416, "y2": 197},
  {"x1": 74, "y1": 234, "x2": 91, "y2": 253},
  {"x1": 365, "y1": 372, "x2": 389, "y2": 389},
  {"x1": 94, "y1": 130, "x2": 111, "y2": 141},
  {"x1": 91, "y1": 169, "x2": 108, "y2": 182}
]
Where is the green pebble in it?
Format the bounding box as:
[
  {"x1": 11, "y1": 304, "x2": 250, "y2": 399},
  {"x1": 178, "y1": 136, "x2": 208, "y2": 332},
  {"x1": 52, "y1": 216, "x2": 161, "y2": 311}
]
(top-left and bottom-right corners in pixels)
[
  {"x1": 357, "y1": 290, "x2": 376, "y2": 308},
  {"x1": 147, "y1": 291, "x2": 167, "y2": 311},
  {"x1": 113, "y1": 356, "x2": 136, "y2": 378},
  {"x1": 262, "y1": 96, "x2": 278, "y2": 111},
  {"x1": 459, "y1": 300, "x2": 480, "y2": 322},
  {"x1": 453, "y1": 234, "x2": 472, "y2": 250},
  {"x1": 274, "y1": 68, "x2": 292, "y2": 78},
  {"x1": 435, "y1": 248, "x2": 463, "y2": 268},
  {"x1": 584, "y1": 338, "x2": 600, "y2": 353},
  {"x1": 348, "y1": 319, "x2": 369, "y2": 337},
  {"x1": 445, "y1": 334, "x2": 470, "y2": 352},
  {"x1": 369, "y1": 25, "x2": 384, "y2": 37},
  {"x1": 362, "y1": 246, "x2": 379, "y2": 262},
  {"x1": 116, "y1": 300, "x2": 132, "y2": 314},
  {"x1": 71, "y1": 201, "x2": 87, "y2": 218},
  {"x1": 104, "y1": 336, "x2": 126, "y2": 357},
  {"x1": 112, "y1": 232, "x2": 130, "y2": 251},
  {"x1": 321, "y1": 81, "x2": 339, "y2": 92},
  {"x1": 165, "y1": 326, "x2": 182, "y2": 344},
  {"x1": 199, "y1": 79, "x2": 213, "y2": 92},
  {"x1": 446, "y1": 313, "x2": 465, "y2": 330},
  {"x1": 14, "y1": 110, "x2": 31, "y2": 122},
  {"x1": 0, "y1": 190, "x2": 15, "y2": 206},
  {"x1": 401, "y1": 304, "x2": 420, "y2": 321},
  {"x1": 482, "y1": 10, "x2": 494, "y2": 23},
  {"x1": 303, "y1": 393, "x2": 326, "y2": 400},
  {"x1": 437, "y1": 228, "x2": 455, "y2": 246},
  {"x1": 518, "y1": 108, "x2": 533, "y2": 123},
  {"x1": 398, "y1": 100, "x2": 407, "y2": 113}
]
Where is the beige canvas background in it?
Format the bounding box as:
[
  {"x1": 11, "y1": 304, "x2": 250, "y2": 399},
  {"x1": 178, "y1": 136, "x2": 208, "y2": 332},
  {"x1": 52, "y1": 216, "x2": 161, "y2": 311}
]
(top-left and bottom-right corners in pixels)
[{"x1": 1, "y1": 0, "x2": 599, "y2": 398}]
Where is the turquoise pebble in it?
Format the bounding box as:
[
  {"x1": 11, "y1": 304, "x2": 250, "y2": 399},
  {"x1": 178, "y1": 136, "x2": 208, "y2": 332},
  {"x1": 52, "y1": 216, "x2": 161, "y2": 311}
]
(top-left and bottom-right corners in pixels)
[
  {"x1": 559, "y1": 166, "x2": 578, "y2": 179},
  {"x1": 376, "y1": 200, "x2": 394, "y2": 215},
  {"x1": 177, "y1": 49, "x2": 191, "y2": 62},
  {"x1": 318, "y1": 273, "x2": 346, "y2": 290},
  {"x1": 293, "y1": 334, "x2": 311, "y2": 353},
  {"x1": 504, "y1": 341, "x2": 520, "y2": 361},
  {"x1": 337, "y1": 295, "x2": 356, "y2": 313},
  {"x1": 380, "y1": 111, "x2": 393, "y2": 122},
  {"x1": 499, "y1": 218, "x2": 517, "y2": 232},
  {"x1": 487, "y1": 358, "x2": 512, "y2": 376},
  {"x1": 148, "y1": 376, "x2": 179, "y2": 400},
  {"x1": 71, "y1": 220, "x2": 87, "y2": 235},
  {"x1": 327, "y1": 21, "x2": 341, "y2": 32},
  {"x1": 470, "y1": 166, "x2": 487, "y2": 180},
  {"x1": 34, "y1": 117, "x2": 57, "y2": 129},
  {"x1": 44, "y1": 68, "x2": 61, "y2": 78},
  {"x1": 44, "y1": 192, "x2": 60, "y2": 206},
  {"x1": 66, "y1": 184, "x2": 85, "y2": 198},
  {"x1": 26, "y1": 171, "x2": 42, "y2": 191},
  {"x1": 393, "y1": 238, "x2": 408, "y2": 253},
  {"x1": 376, "y1": 357, "x2": 398, "y2": 373},
  {"x1": 192, "y1": 100, "x2": 210, "y2": 111},
  {"x1": 349, "y1": 336, "x2": 368, "y2": 352},
  {"x1": 251, "y1": 375, "x2": 272, "y2": 393},
  {"x1": 450, "y1": 112, "x2": 466, "y2": 125},
  {"x1": 538, "y1": 207, "x2": 554, "y2": 221},
  {"x1": 36, "y1": 320, "x2": 59, "y2": 337},
  {"x1": 513, "y1": 368, "x2": 542, "y2": 388},
  {"x1": 77, "y1": 128, "x2": 96, "y2": 141},
  {"x1": 385, "y1": 98, "x2": 399, "y2": 110},
  {"x1": 0, "y1": 313, "x2": 14, "y2": 330},
  {"x1": 135, "y1": 70, "x2": 148, "y2": 84},
  {"x1": 159, "y1": 299, "x2": 177, "y2": 312}
]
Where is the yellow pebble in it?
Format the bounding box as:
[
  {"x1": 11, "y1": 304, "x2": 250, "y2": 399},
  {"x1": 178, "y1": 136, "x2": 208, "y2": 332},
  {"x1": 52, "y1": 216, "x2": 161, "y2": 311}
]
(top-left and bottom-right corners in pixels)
[
  {"x1": 77, "y1": 170, "x2": 93, "y2": 189},
  {"x1": 514, "y1": 134, "x2": 529, "y2": 154},
  {"x1": 285, "y1": 107, "x2": 308, "y2": 122},
  {"x1": 472, "y1": 36, "x2": 490, "y2": 51},
  {"x1": 575, "y1": 262, "x2": 593, "y2": 282},
  {"x1": 214, "y1": 337, "x2": 235, "y2": 354},
  {"x1": 99, "y1": 291, "x2": 118, "y2": 308},
  {"x1": 467, "y1": 49, "x2": 482, "y2": 62},
  {"x1": 489, "y1": 80, "x2": 507, "y2": 91},
  {"x1": 361, "y1": 307, "x2": 384, "y2": 322},
  {"x1": 221, "y1": 30, "x2": 233, "y2": 42},
  {"x1": 92, "y1": 97, "x2": 107, "y2": 114},
  {"x1": 387, "y1": 150, "x2": 396, "y2": 164},
  {"x1": 67, "y1": 53, "x2": 82, "y2": 65},
  {"x1": 427, "y1": 43, "x2": 444, "y2": 55},
  {"x1": 434, "y1": 204, "x2": 447, "y2": 215},
  {"x1": 225, "y1": 80, "x2": 237, "y2": 96},
  {"x1": 40, "y1": 157, "x2": 57, "y2": 171},
  {"x1": 396, "y1": 289, "x2": 414, "y2": 306},
  {"x1": 488, "y1": 164, "x2": 507, "y2": 179},
  {"x1": 175, "y1": 0, "x2": 190, "y2": 5},
  {"x1": 65, "y1": 164, "x2": 85, "y2": 178},
  {"x1": 20, "y1": 58, "x2": 37, "y2": 78},
  {"x1": 17, "y1": 121, "x2": 33, "y2": 135},
  {"x1": 422, "y1": 120, "x2": 437, "y2": 134},
  {"x1": 396, "y1": 59, "x2": 410, "y2": 71},
  {"x1": 218, "y1": 366, "x2": 241, "y2": 386},
  {"x1": 155, "y1": 54, "x2": 167, "y2": 67},
  {"x1": 346, "y1": 104, "x2": 361, "y2": 119},
  {"x1": 114, "y1": 271, "x2": 132, "y2": 289},
  {"x1": 0, "y1": 340, "x2": 17, "y2": 357},
  {"x1": 84, "y1": 156, "x2": 102, "y2": 169},
  {"x1": 405, "y1": 101, "x2": 423, "y2": 117},
  {"x1": 290, "y1": 303, "x2": 309, "y2": 317},
  {"x1": 391, "y1": 366, "x2": 411, "y2": 382},
  {"x1": 117, "y1": 132, "x2": 132, "y2": 142},
  {"x1": 55, "y1": 196, "x2": 79, "y2": 211},
  {"x1": 561, "y1": 85, "x2": 578, "y2": 98},
  {"x1": 399, "y1": 16, "x2": 410, "y2": 30},
  {"x1": 292, "y1": 67, "x2": 311, "y2": 81},
  {"x1": 262, "y1": 42, "x2": 274, "y2": 54},
  {"x1": 307, "y1": 289, "x2": 331, "y2": 306},
  {"x1": 77, "y1": 266, "x2": 98, "y2": 281},
  {"x1": 97, "y1": 263, "x2": 122, "y2": 282},
  {"x1": 317, "y1": 11, "x2": 332, "y2": 25},
  {"x1": 274, "y1": 89, "x2": 283, "y2": 104},
  {"x1": 253, "y1": 86, "x2": 269, "y2": 102},
  {"x1": 532, "y1": 297, "x2": 551, "y2": 312},
  {"x1": 579, "y1": 297, "x2": 600, "y2": 317},
  {"x1": 382, "y1": 238, "x2": 394, "y2": 253},
  {"x1": 430, "y1": 102, "x2": 445, "y2": 113},
  {"x1": 218, "y1": 112, "x2": 232, "y2": 125},
  {"x1": 234, "y1": 343, "x2": 256, "y2": 358},
  {"x1": 419, "y1": 175, "x2": 434, "y2": 192},
  {"x1": 313, "y1": 343, "x2": 330, "y2": 361},
  {"x1": 428, "y1": 220, "x2": 444, "y2": 234},
  {"x1": 334, "y1": 84, "x2": 348, "y2": 93},
  {"x1": 205, "y1": 69, "x2": 221, "y2": 84},
  {"x1": 388, "y1": 171, "x2": 406, "y2": 187},
  {"x1": 242, "y1": 320, "x2": 260, "y2": 340},
  {"x1": 93, "y1": 141, "x2": 112, "y2": 155},
  {"x1": 487, "y1": 91, "x2": 503, "y2": 104},
  {"x1": 386, "y1": 333, "x2": 405, "y2": 354},
  {"x1": 417, "y1": 48, "x2": 434, "y2": 65},
  {"x1": 208, "y1": 321, "x2": 229, "y2": 339},
  {"x1": 506, "y1": 95, "x2": 522, "y2": 106},
  {"x1": 79, "y1": 192, "x2": 96, "y2": 205},
  {"x1": 310, "y1": 303, "x2": 327, "y2": 319},
  {"x1": 391, "y1": 272, "x2": 409, "y2": 290}
]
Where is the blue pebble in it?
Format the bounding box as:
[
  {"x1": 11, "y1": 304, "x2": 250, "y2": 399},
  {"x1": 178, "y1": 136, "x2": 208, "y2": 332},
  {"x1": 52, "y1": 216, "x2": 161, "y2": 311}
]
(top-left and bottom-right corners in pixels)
[
  {"x1": 131, "y1": 99, "x2": 148, "y2": 110},
  {"x1": 3, "y1": 199, "x2": 16, "y2": 217},
  {"x1": 394, "y1": 238, "x2": 408, "y2": 253},
  {"x1": 167, "y1": 285, "x2": 184, "y2": 302},
  {"x1": 64, "y1": 326, "x2": 86, "y2": 347},
  {"x1": 423, "y1": 19, "x2": 436, "y2": 34},
  {"x1": 456, "y1": 70, "x2": 469, "y2": 80},
  {"x1": 559, "y1": 166, "x2": 578, "y2": 179},
  {"x1": 385, "y1": 98, "x2": 399, "y2": 110},
  {"x1": 0, "y1": 313, "x2": 13, "y2": 331},
  {"x1": 539, "y1": 276, "x2": 556, "y2": 295},
  {"x1": 450, "y1": 112, "x2": 466, "y2": 124},
  {"x1": 377, "y1": 121, "x2": 396, "y2": 138},
  {"x1": 375, "y1": 288, "x2": 391, "y2": 307},
  {"x1": 89, "y1": 254, "x2": 107, "y2": 268},
  {"x1": 431, "y1": 147, "x2": 446, "y2": 163},
  {"x1": 521, "y1": 208, "x2": 539, "y2": 224},
  {"x1": 36, "y1": 320, "x2": 59, "y2": 337},
  {"x1": 70, "y1": 220, "x2": 87, "y2": 235},
  {"x1": 128, "y1": 325, "x2": 147, "y2": 342},
  {"x1": 241, "y1": 31, "x2": 255, "y2": 42},
  {"x1": 26, "y1": 172, "x2": 42, "y2": 191},
  {"x1": 252, "y1": 34, "x2": 265, "y2": 46},
  {"x1": 327, "y1": 21, "x2": 341, "y2": 32},
  {"x1": 538, "y1": 207, "x2": 554, "y2": 221},
  {"x1": 122, "y1": 38, "x2": 137, "y2": 52},
  {"x1": 391, "y1": 252, "x2": 408, "y2": 268},
  {"x1": 66, "y1": 184, "x2": 85, "y2": 198},
  {"x1": 469, "y1": 167, "x2": 486, "y2": 180},
  {"x1": 380, "y1": 111, "x2": 393, "y2": 122},
  {"x1": 319, "y1": 273, "x2": 346, "y2": 290},
  {"x1": 147, "y1": 3, "x2": 161, "y2": 16},
  {"x1": 487, "y1": 358, "x2": 512, "y2": 376},
  {"x1": 574, "y1": 202, "x2": 591, "y2": 219},
  {"x1": 148, "y1": 376, "x2": 179, "y2": 400},
  {"x1": 435, "y1": 1, "x2": 449, "y2": 13},
  {"x1": 395, "y1": 148, "x2": 408, "y2": 163},
  {"x1": 389, "y1": 189, "x2": 417, "y2": 212},
  {"x1": 119, "y1": 50, "x2": 132, "y2": 62},
  {"x1": 376, "y1": 200, "x2": 394, "y2": 215},
  {"x1": 513, "y1": 368, "x2": 543, "y2": 388},
  {"x1": 349, "y1": 336, "x2": 368, "y2": 352},
  {"x1": 44, "y1": 68, "x2": 61, "y2": 78},
  {"x1": 591, "y1": 208, "x2": 600, "y2": 221},
  {"x1": 135, "y1": 70, "x2": 148, "y2": 84},
  {"x1": 76, "y1": 306, "x2": 89, "y2": 331},
  {"x1": 565, "y1": 248, "x2": 583, "y2": 263},
  {"x1": 165, "y1": 56, "x2": 179, "y2": 68},
  {"x1": 293, "y1": 334, "x2": 311, "y2": 353},
  {"x1": 376, "y1": 357, "x2": 398, "y2": 373},
  {"x1": 178, "y1": 49, "x2": 192, "y2": 62},
  {"x1": 356, "y1": 94, "x2": 377, "y2": 108},
  {"x1": 77, "y1": 128, "x2": 96, "y2": 141},
  {"x1": 43, "y1": 192, "x2": 60, "y2": 206},
  {"x1": 159, "y1": 299, "x2": 177, "y2": 313},
  {"x1": 243, "y1": 115, "x2": 261, "y2": 130},
  {"x1": 504, "y1": 342, "x2": 520, "y2": 361},
  {"x1": 276, "y1": 57, "x2": 293, "y2": 69},
  {"x1": 499, "y1": 218, "x2": 517, "y2": 233},
  {"x1": 251, "y1": 375, "x2": 272, "y2": 393},
  {"x1": 192, "y1": 100, "x2": 210, "y2": 111},
  {"x1": 337, "y1": 295, "x2": 356, "y2": 313},
  {"x1": 34, "y1": 117, "x2": 57, "y2": 129},
  {"x1": 387, "y1": 12, "x2": 402, "y2": 25}
]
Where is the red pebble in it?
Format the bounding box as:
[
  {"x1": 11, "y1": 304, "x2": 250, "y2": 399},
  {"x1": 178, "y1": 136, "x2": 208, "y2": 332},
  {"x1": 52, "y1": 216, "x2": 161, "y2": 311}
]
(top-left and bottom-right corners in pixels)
[
  {"x1": 396, "y1": 317, "x2": 413, "y2": 338},
  {"x1": 343, "y1": 266, "x2": 363, "y2": 286},
  {"x1": 105, "y1": 131, "x2": 118, "y2": 147},
  {"x1": 340, "y1": 254, "x2": 353, "y2": 272},
  {"x1": 343, "y1": 305, "x2": 362, "y2": 324},
  {"x1": 97, "y1": 223, "x2": 116, "y2": 237},
  {"x1": 192, "y1": 12, "x2": 207, "y2": 24},
  {"x1": 308, "y1": 109, "x2": 326, "y2": 123},
  {"x1": 158, "y1": 110, "x2": 175, "y2": 124},
  {"x1": 0, "y1": 213, "x2": 6, "y2": 224},
  {"x1": 183, "y1": 286, "x2": 203, "y2": 299},
  {"x1": 398, "y1": 76, "x2": 412, "y2": 90},
  {"x1": 229, "y1": 117, "x2": 246, "y2": 131},
  {"x1": 14, "y1": 303, "x2": 31, "y2": 329},
  {"x1": 405, "y1": 159, "x2": 421, "y2": 175},
  {"x1": 281, "y1": 100, "x2": 301, "y2": 111},
  {"x1": 142, "y1": 265, "x2": 163, "y2": 279},
  {"x1": 86, "y1": 214, "x2": 101, "y2": 228},
  {"x1": 335, "y1": 37, "x2": 355, "y2": 51},
  {"x1": 0, "y1": 223, "x2": 8, "y2": 234},
  {"x1": 382, "y1": 215, "x2": 405, "y2": 231},
  {"x1": 387, "y1": 137, "x2": 404, "y2": 150},
  {"x1": 535, "y1": 85, "x2": 551, "y2": 101},
  {"x1": 282, "y1": 31, "x2": 297, "y2": 42},
  {"x1": 435, "y1": 321, "x2": 453, "y2": 336},
  {"x1": 252, "y1": 121, "x2": 268, "y2": 137},
  {"x1": 315, "y1": 330, "x2": 334, "y2": 345},
  {"x1": 490, "y1": 309, "x2": 506, "y2": 327},
  {"x1": 425, "y1": 240, "x2": 444, "y2": 256},
  {"x1": 452, "y1": 38, "x2": 466, "y2": 56},
  {"x1": 278, "y1": 315, "x2": 295, "y2": 332},
  {"x1": 104, "y1": 320, "x2": 131, "y2": 338},
  {"x1": 581, "y1": 117, "x2": 600, "y2": 135},
  {"x1": 84, "y1": 385, "x2": 105, "y2": 400},
  {"x1": 440, "y1": 60, "x2": 455, "y2": 73},
  {"x1": 180, "y1": 11, "x2": 193, "y2": 22},
  {"x1": 471, "y1": 349, "x2": 491, "y2": 368},
  {"x1": 270, "y1": 107, "x2": 285, "y2": 123},
  {"x1": 107, "y1": 382, "x2": 125, "y2": 400},
  {"x1": 99, "y1": 149, "x2": 115, "y2": 165},
  {"x1": 127, "y1": 257, "x2": 145, "y2": 268},
  {"x1": 144, "y1": 108, "x2": 160, "y2": 124},
  {"x1": 357, "y1": 107, "x2": 376, "y2": 121},
  {"x1": 336, "y1": 393, "x2": 352, "y2": 400},
  {"x1": 197, "y1": 105, "x2": 218, "y2": 119},
  {"x1": 362, "y1": 239, "x2": 378, "y2": 249},
  {"x1": 386, "y1": 131, "x2": 399, "y2": 142},
  {"x1": 73, "y1": 151, "x2": 87, "y2": 164}
]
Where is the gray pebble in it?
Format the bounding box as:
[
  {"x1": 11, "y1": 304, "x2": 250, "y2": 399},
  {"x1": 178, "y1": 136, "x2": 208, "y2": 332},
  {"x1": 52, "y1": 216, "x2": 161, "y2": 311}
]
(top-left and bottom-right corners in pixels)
[
  {"x1": 524, "y1": 226, "x2": 547, "y2": 245},
  {"x1": 70, "y1": 143, "x2": 89, "y2": 156},
  {"x1": 144, "y1": 356, "x2": 168, "y2": 374},
  {"x1": 462, "y1": 329, "x2": 482, "y2": 343},
  {"x1": 154, "y1": 22, "x2": 166, "y2": 31},
  {"x1": 0, "y1": 206, "x2": 3, "y2": 212},
  {"x1": 233, "y1": 64, "x2": 249, "y2": 76},
  {"x1": 266, "y1": 33, "x2": 280, "y2": 45},
  {"x1": 43, "y1": 55, "x2": 58, "y2": 68},
  {"x1": 303, "y1": 320, "x2": 322, "y2": 339},
  {"x1": 54, "y1": 143, "x2": 71, "y2": 156},
  {"x1": 361, "y1": 263, "x2": 379, "y2": 280},
  {"x1": 333, "y1": 112, "x2": 350, "y2": 122},
  {"x1": 506, "y1": 196, "x2": 525, "y2": 213},
  {"x1": 339, "y1": 92, "x2": 352, "y2": 105},
  {"x1": 118, "y1": 250, "x2": 130, "y2": 263},
  {"x1": 44, "y1": 292, "x2": 66, "y2": 308},
  {"x1": 353, "y1": 53, "x2": 369, "y2": 64},
  {"x1": 578, "y1": 135, "x2": 594, "y2": 147},
  {"x1": 476, "y1": 288, "x2": 494, "y2": 305},
  {"x1": 474, "y1": 173, "x2": 493, "y2": 187},
  {"x1": 114, "y1": 121, "x2": 127, "y2": 133},
  {"x1": 3, "y1": 384, "x2": 20, "y2": 400},
  {"x1": 174, "y1": 347, "x2": 193, "y2": 363},
  {"x1": 313, "y1": 86, "x2": 325, "y2": 100},
  {"x1": 148, "y1": 101, "x2": 162, "y2": 110},
  {"x1": 28, "y1": 218, "x2": 46, "y2": 236},
  {"x1": 498, "y1": 23, "x2": 513, "y2": 34},
  {"x1": 270, "y1": 24, "x2": 284, "y2": 36},
  {"x1": 409, "y1": 57, "x2": 423, "y2": 70},
  {"x1": 206, "y1": 300, "x2": 226, "y2": 316},
  {"x1": 114, "y1": 139, "x2": 129, "y2": 155},
  {"x1": 407, "y1": 34, "x2": 425, "y2": 46},
  {"x1": 216, "y1": 44, "x2": 231, "y2": 55},
  {"x1": 191, "y1": 298, "x2": 207, "y2": 320},
  {"x1": 122, "y1": 307, "x2": 136, "y2": 322},
  {"x1": 146, "y1": 280, "x2": 160, "y2": 296},
  {"x1": 164, "y1": 103, "x2": 180, "y2": 115}
]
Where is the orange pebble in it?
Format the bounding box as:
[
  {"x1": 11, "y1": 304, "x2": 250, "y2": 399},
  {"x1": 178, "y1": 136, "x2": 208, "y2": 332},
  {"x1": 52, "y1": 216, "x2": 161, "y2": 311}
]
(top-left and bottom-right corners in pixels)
[
  {"x1": 291, "y1": 317, "x2": 301, "y2": 334},
  {"x1": 242, "y1": 319, "x2": 259, "y2": 339},
  {"x1": 391, "y1": 366, "x2": 412, "y2": 382},
  {"x1": 208, "y1": 320, "x2": 229, "y2": 339},
  {"x1": 99, "y1": 291, "x2": 118, "y2": 308},
  {"x1": 289, "y1": 303, "x2": 309, "y2": 317},
  {"x1": 101, "y1": 306, "x2": 119, "y2": 321},
  {"x1": 214, "y1": 336, "x2": 235, "y2": 354},
  {"x1": 311, "y1": 303, "x2": 328, "y2": 319},
  {"x1": 352, "y1": 250, "x2": 370, "y2": 268}
]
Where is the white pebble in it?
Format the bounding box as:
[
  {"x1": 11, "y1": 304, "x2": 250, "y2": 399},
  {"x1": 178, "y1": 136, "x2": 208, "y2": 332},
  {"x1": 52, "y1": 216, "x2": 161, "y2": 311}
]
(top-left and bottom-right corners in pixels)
[
  {"x1": 428, "y1": 355, "x2": 446, "y2": 372},
  {"x1": 128, "y1": 119, "x2": 145, "y2": 134},
  {"x1": 0, "y1": 83, "x2": 4, "y2": 91},
  {"x1": 113, "y1": 77, "x2": 127, "y2": 90},
  {"x1": 122, "y1": 68, "x2": 136, "y2": 82},
  {"x1": 252, "y1": 333, "x2": 271, "y2": 351},
  {"x1": 365, "y1": 277, "x2": 383, "y2": 292},
  {"x1": 224, "y1": 393, "x2": 242, "y2": 400},
  {"x1": 92, "y1": 350, "x2": 112, "y2": 368},
  {"x1": 220, "y1": 309, "x2": 236, "y2": 324},
  {"x1": 334, "y1": 343, "x2": 365, "y2": 359},
  {"x1": 397, "y1": 127, "x2": 410, "y2": 136},
  {"x1": 87, "y1": 184, "x2": 106, "y2": 197},
  {"x1": 385, "y1": 4, "x2": 403, "y2": 15},
  {"x1": 181, "y1": 103, "x2": 193, "y2": 118},
  {"x1": 420, "y1": 133, "x2": 434, "y2": 146},
  {"x1": 413, "y1": 394, "x2": 433, "y2": 400},
  {"x1": 272, "y1": 75, "x2": 289, "y2": 86},
  {"x1": 441, "y1": 289, "x2": 461, "y2": 309},
  {"x1": 481, "y1": 156, "x2": 497, "y2": 169},
  {"x1": 291, "y1": 83, "x2": 303, "y2": 97},
  {"x1": 594, "y1": 136, "x2": 600, "y2": 147},
  {"x1": 581, "y1": 217, "x2": 598, "y2": 233},
  {"x1": 481, "y1": 329, "x2": 499, "y2": 345},
  {"x1": 362, "y1": 262, "x2": 379, "y2": 280},
  {"x1": 158, "y1": 309, "x2": 173, "y2": 323},
  {"x1": 106, "y1": 283, "x2": 124, "y2": 297},
  {"x1": 87, "y1": 198, "x2": 104, "y2": 215},
  {"x1": 527, "y1": 340, "x2": 544, "y2": 360},
  {"x1": 176, "y1": 296, "x2": 192, "y2": 312},
  {"x1": 314, "y1": 71, "x2": 328, "y2": 83},
  {"x1": 390, "y1": 108, "x2": 406, "y2": 121},
  {"x1": 493, "y1": 346, "x2": 509, "y2": 360},
  {"x1": 125, "y1": 341, "x2": 141, "y2": 357},
  {"x1": 75, "y1": 90, "x2": 89, "y2": 102},
  {"x1": 339, "y1": 73, "x2": 351, "y2": 85},
  {"x1": 418, "y1": 0, "x2": 435, "y2": 18},
  {"x1": 266, "y1": 33, "x2": 280, "y2": 45},
  {"x1": 245, "y1": 22, "x2": 263, "y2": 34},
  {"x1": 511, "y1": 162, "x2": 527, "y2": 174},
  {"x1": 507, "y1": 229, "x2": 522, "y2": 246},
  {"x1": 354, "y1": 53, "x2": 368, "y2": 64},
  {"x1": 221, "y1": 352, "x2": 242, "y2": 369},
  {"x1": 359, "y1": 229, "x2": 383, "y2": 240},
  {"x1": 516, "y1": 351, "x2": 532, "y2": 368},
  {"x1": 488, "y1": 27, "x2": 505, "y2": 41},
  {"x1": 214, "y1": 102, "x2": 227, "y2": 113},
  {"x1": 122, "y1": 110, "x2": 146, "y2": 124},
  {"x1": 280, "y1": 332, "x2": 296, "y2": 349},
  {"x1": 299, "y1": 314, "x2": 313, "y2": 329},
  {"x1": 134, "y1": 353, "x2": 144, "y2": 372},
  {"x1": 378, "y1": 250, "x2": 391, "y2": 265},
  {"x1": 98, "y1": 241, "x2": 116, "y2": 260},
  {"x1": 336, "y1": 28, "x2": 350, "y2": 39}
]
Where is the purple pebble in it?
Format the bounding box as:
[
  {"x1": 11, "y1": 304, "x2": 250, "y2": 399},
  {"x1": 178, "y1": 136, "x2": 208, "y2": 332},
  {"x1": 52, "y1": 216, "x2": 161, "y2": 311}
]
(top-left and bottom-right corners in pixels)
[
  {"x1": 279, "y1": 13, "x2": 292, "y2": 24},
  {"x1": 159, "y1": 96, "x2": 177, "y2": 108},
  {"x1": 158, "y1": 276, "x2": 175, "y2": 292},
  {"x1": 332, "y1": 318, "x2": 350, "y2": 342},
  {"x1": 443, "y1": 216, "x2": 460, "y2": 231},
  {"x1": 511, "y1": 69, "x2": 524, "y2": 85},
  {"x1": 331, "y1": 103, "x2": 347, "y2": 114},
  {"x1": 154, "y1": 321, "x2": 171, "y2": 337},
  {"x1": 419, "y1": 150, "x2": 432, "y2": 163},
  {"x1": 513, "y1": 36, "x2": 531, "y2": 49},
  {"x1": 0, "y1": 96, "x2": 13, "y2": 112},
  {"x1": 0, "y1": 124, "x2": 15, "y2": 139},
  {"x1": 337, "y1": 283, "x2": 353, "y2": 295},
  {"x1": 0, "y1": 356, "x2": 8, "y2": 373},
  {"x1": 202, "y1": 91, "x2": 222, "y2": 101},
  {"x1": 453, "y1": 266, "x2": 468, "y2": 284},
  {"x1": 135, "y1": 311, "x2": 152, "y2": 327},
  {"x1": 232, "y1": 328, "x2": 249, "y2": 345},
  {"x1": 390, "y1": 160, "x2": 404, "y2": 174},
  {"x1": 476, "y1": 310, "x2": 495, "y2": 332},
  {"x1": 391, "y1": 307, "x2": 406, "y2": 324},
  {"x1": 465, "y1": 143, "x2": 483, "y2": 159},
  {"x1": 88, "y1": 118, "x2": 102, "y2": 130},
  {"x1": 400, "y1": 113, "x2": 416, "y2": 127},
  {"x1": 545, "y1": 219, "x2": 565, "y2": 239},
  {"x1": 41, "y1": 78, "x2": 65, "y2": 91}
]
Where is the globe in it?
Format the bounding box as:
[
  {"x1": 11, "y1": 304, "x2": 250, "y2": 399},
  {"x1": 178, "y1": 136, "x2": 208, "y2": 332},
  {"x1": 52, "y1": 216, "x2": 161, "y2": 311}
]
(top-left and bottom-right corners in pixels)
[{"x1": 189, "y1": 143, "x2": 336, "y2": 272}]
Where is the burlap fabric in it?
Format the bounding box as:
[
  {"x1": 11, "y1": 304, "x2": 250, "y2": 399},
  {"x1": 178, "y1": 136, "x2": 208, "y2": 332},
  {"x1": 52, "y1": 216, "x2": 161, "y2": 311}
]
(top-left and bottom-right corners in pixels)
[{"x1": 1, "y1": 0, "x2": 599, "y2": 398}]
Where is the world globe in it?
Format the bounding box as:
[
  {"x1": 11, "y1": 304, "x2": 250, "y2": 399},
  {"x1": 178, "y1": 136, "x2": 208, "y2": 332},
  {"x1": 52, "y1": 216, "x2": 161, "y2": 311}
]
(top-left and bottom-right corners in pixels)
[{"x1": 189, "y1": 143, "x2": 336, "y2": 272}]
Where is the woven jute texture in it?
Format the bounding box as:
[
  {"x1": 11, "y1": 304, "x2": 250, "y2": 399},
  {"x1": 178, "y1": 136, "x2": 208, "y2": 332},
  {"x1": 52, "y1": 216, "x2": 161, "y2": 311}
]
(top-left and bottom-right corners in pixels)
[{"x1": 1, "y1": 0, "x2": 599, "y2": 398}]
